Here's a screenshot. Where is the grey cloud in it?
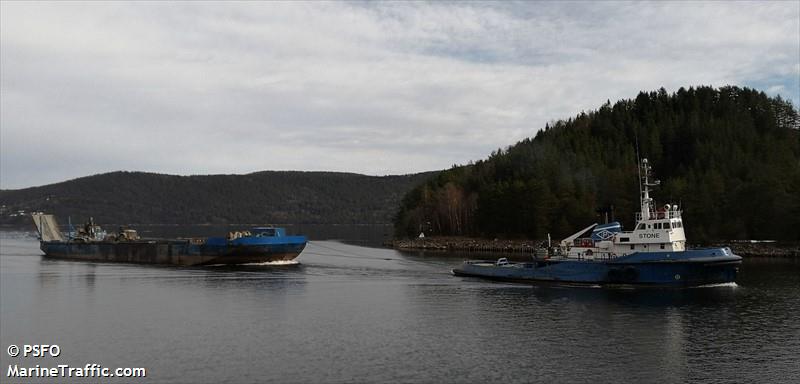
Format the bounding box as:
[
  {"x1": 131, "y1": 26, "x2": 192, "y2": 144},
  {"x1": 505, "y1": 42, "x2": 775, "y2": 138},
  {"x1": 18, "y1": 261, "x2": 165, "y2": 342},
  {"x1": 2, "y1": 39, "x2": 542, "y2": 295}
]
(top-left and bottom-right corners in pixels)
[{"x1": 1, "y1": 1, "x2": 798, "y2": 189}]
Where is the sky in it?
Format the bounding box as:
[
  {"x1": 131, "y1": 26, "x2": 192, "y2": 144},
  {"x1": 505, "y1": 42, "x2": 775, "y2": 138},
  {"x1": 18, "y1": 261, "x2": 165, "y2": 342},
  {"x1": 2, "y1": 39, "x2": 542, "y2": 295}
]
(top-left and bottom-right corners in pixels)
[{"x1": 1, "y1": 1, "x2": 798, "y2": 190}]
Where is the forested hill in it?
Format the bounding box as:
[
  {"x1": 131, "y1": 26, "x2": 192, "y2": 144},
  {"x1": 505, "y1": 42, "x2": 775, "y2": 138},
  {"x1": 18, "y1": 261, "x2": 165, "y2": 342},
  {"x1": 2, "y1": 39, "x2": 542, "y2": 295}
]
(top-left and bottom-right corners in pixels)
[
  {"x1": 394, "y1": 86, "x2": 800, "y2": 242},
  {"x1": 0, "y1": 171, "x2": 436, "y2": 225}
]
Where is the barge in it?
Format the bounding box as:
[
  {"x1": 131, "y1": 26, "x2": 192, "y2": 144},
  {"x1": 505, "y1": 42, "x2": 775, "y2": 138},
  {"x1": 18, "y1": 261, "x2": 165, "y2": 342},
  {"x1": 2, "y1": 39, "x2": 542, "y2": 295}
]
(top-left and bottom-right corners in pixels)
[{"x1": 32, "y1": 214, "x2": 306, "y2": 266}]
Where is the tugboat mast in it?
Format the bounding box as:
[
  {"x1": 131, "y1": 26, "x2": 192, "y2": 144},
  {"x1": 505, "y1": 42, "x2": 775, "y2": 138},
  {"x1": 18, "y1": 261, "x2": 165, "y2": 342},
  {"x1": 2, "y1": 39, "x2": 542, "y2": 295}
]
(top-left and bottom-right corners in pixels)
[{"x1": 639, "y1": 158, "x2": 660, "y2": 221}]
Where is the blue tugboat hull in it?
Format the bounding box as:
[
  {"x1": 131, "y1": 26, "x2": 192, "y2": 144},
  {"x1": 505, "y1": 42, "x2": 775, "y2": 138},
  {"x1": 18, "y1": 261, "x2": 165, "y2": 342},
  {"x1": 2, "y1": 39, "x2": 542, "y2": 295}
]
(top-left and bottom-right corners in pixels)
[{"x1": 452, "y1": 248, "x2": 741, "y2": 287}]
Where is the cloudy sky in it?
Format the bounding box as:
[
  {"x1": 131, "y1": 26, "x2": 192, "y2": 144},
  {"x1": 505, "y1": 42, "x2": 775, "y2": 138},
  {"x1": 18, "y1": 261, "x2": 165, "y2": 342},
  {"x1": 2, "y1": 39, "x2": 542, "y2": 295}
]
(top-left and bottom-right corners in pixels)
[{"x1": 1, "y1": 1, "x2": 798, "y2": 189}]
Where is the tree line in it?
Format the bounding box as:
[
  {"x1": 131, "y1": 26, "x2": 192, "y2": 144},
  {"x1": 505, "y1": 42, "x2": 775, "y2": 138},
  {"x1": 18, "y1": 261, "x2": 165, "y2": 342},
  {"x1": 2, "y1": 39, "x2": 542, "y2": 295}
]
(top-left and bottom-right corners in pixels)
[{"x1": 394, "y1": 86, "x2": 800, "y2": 242}]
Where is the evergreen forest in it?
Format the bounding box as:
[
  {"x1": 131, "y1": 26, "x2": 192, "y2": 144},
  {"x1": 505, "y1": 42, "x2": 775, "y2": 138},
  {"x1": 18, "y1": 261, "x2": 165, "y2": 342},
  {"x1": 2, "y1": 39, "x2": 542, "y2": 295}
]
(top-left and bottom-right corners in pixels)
[{"x1": 394, "y1": 86, "x2": 800, "y2": 242}]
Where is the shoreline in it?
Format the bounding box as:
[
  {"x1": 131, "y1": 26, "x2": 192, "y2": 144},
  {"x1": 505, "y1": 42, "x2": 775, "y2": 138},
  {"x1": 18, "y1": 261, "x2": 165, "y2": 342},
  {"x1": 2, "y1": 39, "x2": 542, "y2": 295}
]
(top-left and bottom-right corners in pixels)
[{"x1": 391, "y1": 237, "x2": 800, "y2": 258}]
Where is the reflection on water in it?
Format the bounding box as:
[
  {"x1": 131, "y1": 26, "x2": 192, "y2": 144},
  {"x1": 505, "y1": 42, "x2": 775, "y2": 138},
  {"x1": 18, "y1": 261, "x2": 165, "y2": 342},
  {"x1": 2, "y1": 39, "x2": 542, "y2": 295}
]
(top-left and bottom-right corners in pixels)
[{"x1": 1, "y1": 231, "x2": 798, "y2": 383}]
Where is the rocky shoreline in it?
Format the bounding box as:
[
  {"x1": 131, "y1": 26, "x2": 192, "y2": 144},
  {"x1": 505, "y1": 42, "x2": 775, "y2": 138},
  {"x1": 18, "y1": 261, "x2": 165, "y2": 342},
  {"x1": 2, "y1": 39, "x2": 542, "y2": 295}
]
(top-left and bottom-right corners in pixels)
[
  {"x1": 390, "y1": 237, "x2": 548, "y2": 253},
  {"x1": 390, "y1": 237, "x2": 799, "y2": 258},
  {"x1": 710, "y1": 242, "x2": 800, "y2": 258}
]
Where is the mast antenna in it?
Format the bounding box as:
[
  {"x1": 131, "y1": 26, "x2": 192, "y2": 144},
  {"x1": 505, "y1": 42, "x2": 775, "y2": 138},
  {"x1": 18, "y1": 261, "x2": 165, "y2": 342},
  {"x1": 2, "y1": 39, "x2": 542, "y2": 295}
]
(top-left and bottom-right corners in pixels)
[{"x1": 635, "y1": 134, "x2": 642, "y2": 209}]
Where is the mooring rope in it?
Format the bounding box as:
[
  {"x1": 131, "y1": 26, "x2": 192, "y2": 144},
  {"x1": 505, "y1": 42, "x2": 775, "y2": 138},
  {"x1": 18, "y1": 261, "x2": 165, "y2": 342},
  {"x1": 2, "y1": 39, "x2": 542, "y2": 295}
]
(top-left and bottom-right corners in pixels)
[
  {"x1": 304, "y1": 241, "x2": 455, "y2": 268},
  {"x1": 306, "y1": 241, "x2": 401, "y2": 261}
]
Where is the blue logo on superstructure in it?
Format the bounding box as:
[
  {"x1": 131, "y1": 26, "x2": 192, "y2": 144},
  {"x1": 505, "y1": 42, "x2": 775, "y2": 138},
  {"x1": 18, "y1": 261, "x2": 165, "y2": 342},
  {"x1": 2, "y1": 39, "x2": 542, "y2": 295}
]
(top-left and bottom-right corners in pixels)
[
  {"x1": 591, "y1": 222, "x2": 622, "y2": 241},
  {"x1": 595, "y1": 229, "x2": 615, "y2": 240}
]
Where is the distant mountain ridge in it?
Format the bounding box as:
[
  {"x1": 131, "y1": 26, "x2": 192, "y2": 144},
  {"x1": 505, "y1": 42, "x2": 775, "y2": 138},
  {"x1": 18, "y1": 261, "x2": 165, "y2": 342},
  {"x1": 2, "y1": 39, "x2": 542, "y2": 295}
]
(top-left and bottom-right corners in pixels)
[{"x1": 0, "y1": 170, "x2": 437, "y2": 225}]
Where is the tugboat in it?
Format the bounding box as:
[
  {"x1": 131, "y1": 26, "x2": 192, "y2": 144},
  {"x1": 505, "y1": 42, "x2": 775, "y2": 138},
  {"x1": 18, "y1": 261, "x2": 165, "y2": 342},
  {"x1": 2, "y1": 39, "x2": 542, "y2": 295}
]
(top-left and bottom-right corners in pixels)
[
  {"x1": 31, "y1": 214, "x2": 307, "y2": 266},
  {"x1": 452, "y1": 159, "x2": 742, "y2": 287}
]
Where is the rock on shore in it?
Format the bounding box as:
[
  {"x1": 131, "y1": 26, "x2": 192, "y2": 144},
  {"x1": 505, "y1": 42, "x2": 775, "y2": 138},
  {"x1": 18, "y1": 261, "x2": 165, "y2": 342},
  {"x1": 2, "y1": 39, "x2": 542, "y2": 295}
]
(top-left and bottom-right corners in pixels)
[
  {"x1": 714, "y1": 242, "x2": 800, "y2": 258},
  {"x1": 391, "y1": 237, "x2": 544, "y2": 253},
  {"x1": 391, "y1": 237, "x2": 799, "y2": 257}
]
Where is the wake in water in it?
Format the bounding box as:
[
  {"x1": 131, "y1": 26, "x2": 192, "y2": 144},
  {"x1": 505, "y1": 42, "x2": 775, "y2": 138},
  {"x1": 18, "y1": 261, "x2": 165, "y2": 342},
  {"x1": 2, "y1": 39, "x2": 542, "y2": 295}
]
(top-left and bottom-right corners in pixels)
[
  {"x1": 204, "y1": 260, "x2": 301, "y2": 267},
  {"x1": 691, "y1": 282, "x2": 738, "y2": 289},
  {"x1": 241, "y1": 260, "x2": 300, "y2": 266}
]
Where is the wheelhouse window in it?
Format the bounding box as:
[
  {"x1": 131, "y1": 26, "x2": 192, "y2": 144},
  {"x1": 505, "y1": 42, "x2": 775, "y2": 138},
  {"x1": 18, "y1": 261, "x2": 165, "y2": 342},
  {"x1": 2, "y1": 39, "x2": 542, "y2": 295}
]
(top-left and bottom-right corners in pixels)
[
  {"x1": 257, "y1": 228, "x2": 276, "y2": 237},
  {"x1": 637, "y1": 223, "x2": 646, "y2": 230},
  {"x1": 620, "y1": 237, "x2": 630, "y2": 242}
]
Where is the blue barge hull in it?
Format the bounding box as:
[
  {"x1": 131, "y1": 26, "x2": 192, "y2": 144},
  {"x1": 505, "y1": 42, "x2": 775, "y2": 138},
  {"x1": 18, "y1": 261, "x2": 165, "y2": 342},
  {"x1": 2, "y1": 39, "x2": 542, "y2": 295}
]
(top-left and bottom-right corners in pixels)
[
  {"x1": 452, "y1": 248, "x2": 741, "y2": 287},
  {"x1": 32, "y1": 214, "x2": 307, "y2": 266},
  {"x1": 40, "y1": 230, "x2": 307, "y2": 266}
]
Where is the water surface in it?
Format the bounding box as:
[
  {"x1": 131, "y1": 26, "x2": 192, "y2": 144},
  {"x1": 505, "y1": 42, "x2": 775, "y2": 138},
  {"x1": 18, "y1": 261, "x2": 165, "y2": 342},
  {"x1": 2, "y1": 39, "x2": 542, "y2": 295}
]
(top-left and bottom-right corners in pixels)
[{"x1": 1, "y1": 231, "x2": 798, "y2": 383}]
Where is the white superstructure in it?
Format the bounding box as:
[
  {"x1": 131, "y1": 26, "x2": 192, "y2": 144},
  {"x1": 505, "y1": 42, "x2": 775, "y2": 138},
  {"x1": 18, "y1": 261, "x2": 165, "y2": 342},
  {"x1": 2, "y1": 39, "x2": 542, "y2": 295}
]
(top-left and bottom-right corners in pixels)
[{"x1": 559, "y1": 158, "x2": 687, "y2": 259}]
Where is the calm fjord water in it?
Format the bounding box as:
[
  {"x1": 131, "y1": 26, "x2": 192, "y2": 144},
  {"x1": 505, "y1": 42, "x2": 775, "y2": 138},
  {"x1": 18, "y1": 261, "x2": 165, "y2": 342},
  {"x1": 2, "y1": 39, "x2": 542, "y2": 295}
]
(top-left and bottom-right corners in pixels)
[{"x1": 1, "y1": 231, "x2": 798, "y2": 383}]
